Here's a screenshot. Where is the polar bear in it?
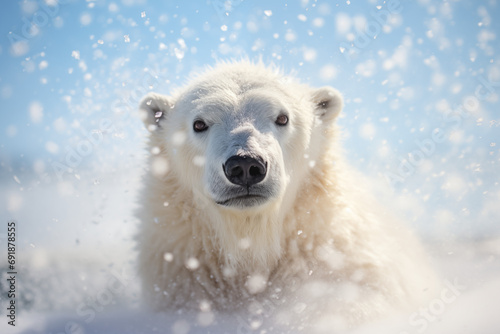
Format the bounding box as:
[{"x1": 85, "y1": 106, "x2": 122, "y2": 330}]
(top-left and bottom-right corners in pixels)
[{"x1": 136, "y1": 61, "x2": 436, "y2": 329}]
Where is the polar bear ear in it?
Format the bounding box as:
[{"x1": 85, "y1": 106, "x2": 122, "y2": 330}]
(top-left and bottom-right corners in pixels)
[
  {"x1": 139, "y1": 93, "x2": 172, "y2": 130},
  {"x1": 311, "y1": 86, "x2": 343, "y2": 123}
]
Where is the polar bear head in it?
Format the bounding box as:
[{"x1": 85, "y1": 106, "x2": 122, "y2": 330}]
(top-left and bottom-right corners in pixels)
[{"x1": 140, "y1": 62, "x2": 342, "y2": 216}]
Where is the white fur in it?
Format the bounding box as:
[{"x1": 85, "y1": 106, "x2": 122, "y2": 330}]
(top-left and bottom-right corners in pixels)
[{"x1": 136, "y1": 61, "x2": 437, "y2": 328}]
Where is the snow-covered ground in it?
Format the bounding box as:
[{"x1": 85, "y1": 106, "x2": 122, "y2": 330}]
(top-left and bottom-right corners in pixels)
[{"x1": 5, "y1": 236, "x2": 500, "y2": 334}]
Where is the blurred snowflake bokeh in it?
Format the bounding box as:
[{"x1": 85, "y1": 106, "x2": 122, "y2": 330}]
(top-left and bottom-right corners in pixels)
[{"x1": 0, "y1": 0, "x2": 499, "y2": 332}]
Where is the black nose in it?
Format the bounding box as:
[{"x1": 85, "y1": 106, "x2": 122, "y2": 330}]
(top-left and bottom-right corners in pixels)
[{"x1": 223, "y1": 156, "x2": 267, "y2": 187}]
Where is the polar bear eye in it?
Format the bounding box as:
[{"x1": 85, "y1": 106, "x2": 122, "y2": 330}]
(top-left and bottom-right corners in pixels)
[
  {"x1": 193, "y1": 120, "x2": 208, "y2": 133},
  {"x1": 275, "y1": 114, "x2": 289, "y2": 126}
]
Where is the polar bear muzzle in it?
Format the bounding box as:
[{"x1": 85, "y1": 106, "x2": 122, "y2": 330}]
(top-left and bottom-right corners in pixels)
[
  {"x1": 223, "y1": 155, "x2": 267, "y2": 187},
  {"x1": 215, "y1": 155, "x2": 270, "y2": 207}
]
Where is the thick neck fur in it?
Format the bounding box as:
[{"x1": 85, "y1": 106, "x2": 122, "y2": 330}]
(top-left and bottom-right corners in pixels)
[{"x1": 201, "y1": 204, "x2": 284, "y2": 274}]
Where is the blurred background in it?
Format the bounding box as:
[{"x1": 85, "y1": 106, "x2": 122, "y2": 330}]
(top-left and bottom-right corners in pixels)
[{"x1": 0, "y1": 0, "x2": 499, "y2": 332}]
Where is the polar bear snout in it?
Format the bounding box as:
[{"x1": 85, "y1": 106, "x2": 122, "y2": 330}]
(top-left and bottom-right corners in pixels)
[{"x1": 223, "y1": 155, "x2": 267, "y2": 187}]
